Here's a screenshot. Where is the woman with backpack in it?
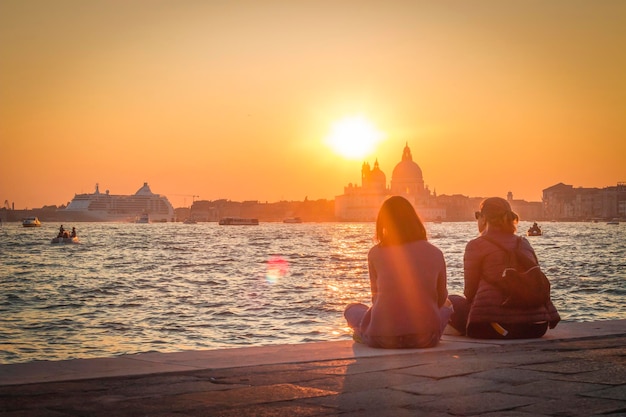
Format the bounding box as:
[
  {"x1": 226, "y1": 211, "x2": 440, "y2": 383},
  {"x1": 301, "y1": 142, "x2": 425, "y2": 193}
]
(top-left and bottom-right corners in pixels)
[{"x1": 448, "y1": 197, "x2": 560, "y2": 339}]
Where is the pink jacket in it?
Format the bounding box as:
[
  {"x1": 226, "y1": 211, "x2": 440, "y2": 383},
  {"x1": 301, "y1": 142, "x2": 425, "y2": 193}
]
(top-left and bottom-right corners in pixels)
[{"x1": 360, "y1": 240, "x2": 449, "y2": 341}]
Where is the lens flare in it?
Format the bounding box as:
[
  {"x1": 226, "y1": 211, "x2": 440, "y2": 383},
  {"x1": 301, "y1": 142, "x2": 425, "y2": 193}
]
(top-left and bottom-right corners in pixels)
[{"x1": 266, "y1": 255, "x2": 289, "y2": 284}]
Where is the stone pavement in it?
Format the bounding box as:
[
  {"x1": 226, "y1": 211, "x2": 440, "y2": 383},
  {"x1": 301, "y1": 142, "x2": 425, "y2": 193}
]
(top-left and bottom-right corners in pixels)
[{"x1": 1, "y1": 320, "x2": 625, "y2": 416}]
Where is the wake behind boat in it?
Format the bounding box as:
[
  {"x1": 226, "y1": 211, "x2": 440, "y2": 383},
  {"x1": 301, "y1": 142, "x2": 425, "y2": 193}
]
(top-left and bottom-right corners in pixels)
[{"x1": 51, "y1": 236, "x2": 79, "y2": 244}]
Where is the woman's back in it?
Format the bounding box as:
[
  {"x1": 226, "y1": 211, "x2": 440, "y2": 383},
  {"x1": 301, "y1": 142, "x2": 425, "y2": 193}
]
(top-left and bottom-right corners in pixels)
[
  {"x1": 363, "y1": 240, "x2": 446, "y2": 339},
  {"x1": 344, "y1": 195, "x2": 452, "y2": 348}
]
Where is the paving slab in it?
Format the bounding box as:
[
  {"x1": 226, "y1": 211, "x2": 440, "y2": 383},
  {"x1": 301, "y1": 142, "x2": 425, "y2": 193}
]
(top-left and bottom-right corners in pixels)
[
  {"x1": 423, "y1": 391, "x2": 538, "y2": 415},
  {"x1": 0, "y1": 319, "x2": 624, "y2": 416},
  {"x1": 393, "y1": 374, "x2": 505, "y2": 396},
  {"x1": 516, "y1": 395, "x2": 626, "y2": 417},
  {"x1": 3, "y1": 319, "x2": 624, "y2": 386}
]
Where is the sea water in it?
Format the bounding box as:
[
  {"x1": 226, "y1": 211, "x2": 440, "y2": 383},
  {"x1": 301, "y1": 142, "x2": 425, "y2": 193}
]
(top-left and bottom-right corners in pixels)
[{"x1": 0, "y1": 221, "x2": 624, "y2": 364}]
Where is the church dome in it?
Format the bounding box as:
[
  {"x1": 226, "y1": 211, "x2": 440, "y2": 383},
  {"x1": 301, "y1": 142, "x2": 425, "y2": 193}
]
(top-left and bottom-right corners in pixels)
[
  {"x1": 361, "y1": 160, "x2": 386, "y2": 191},
  {"x1": 392, "y1": 144, "x2": 422, "y2": 182},
  {"x1": 370, "y1": 160, "x2": 386, "y2": 184}
]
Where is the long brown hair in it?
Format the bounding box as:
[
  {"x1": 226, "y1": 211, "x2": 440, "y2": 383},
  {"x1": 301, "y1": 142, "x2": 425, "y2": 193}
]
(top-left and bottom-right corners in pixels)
[
  {"x1": 479, "y1": 197, "x2": 518, "y2": 234},
  {"x1": 376, "y1": 196, "x2": 427, "y2": 246}
]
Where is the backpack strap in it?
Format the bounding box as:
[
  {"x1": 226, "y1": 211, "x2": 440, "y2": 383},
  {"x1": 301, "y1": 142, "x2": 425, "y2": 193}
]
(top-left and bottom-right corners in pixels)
[
  {"x1": 481, "y1": 235, "x2": 539, "y2": 270},
  {"x1": 479, "y1": 235, "x2": 520, "y2": 267}
]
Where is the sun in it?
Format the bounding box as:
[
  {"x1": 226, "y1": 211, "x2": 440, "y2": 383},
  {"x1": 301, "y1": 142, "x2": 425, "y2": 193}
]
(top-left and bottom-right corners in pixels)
[{"x1": 325, "y1": 116, "x2": 385, "y2": 160}]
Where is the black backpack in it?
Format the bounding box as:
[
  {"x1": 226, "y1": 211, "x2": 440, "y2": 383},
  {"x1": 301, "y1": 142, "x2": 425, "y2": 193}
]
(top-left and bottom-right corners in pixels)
[{"x1": 481, "y1": 236, "x2": 551, "y2": 308}]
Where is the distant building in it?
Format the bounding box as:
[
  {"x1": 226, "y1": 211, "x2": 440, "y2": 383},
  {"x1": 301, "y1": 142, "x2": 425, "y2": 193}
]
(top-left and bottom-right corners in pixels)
[
  {"x1": 334, "y1": 144, "x2": 446, "y2": 221},
  {"x1": 542, "y1": 182, "x2": 626, "y2": 220},
  {"x1": 507, "y1": 191, "x2": 544, "y2": 222},
  {"x1": 188, "y1": 198, "x2": 335, "y2": 222},
  {"x1": 434, "y1": 194, "x2": 483, "y2": 221}
]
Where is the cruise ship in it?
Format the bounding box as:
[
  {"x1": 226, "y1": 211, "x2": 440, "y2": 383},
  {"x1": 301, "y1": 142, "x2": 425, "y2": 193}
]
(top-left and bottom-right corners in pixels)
[{"x1": 63, "y1": 183, "x2": 174, "y2": 222}]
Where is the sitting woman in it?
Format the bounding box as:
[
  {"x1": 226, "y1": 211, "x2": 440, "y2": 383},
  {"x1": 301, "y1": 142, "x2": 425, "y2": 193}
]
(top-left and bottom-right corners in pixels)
[
  {"x1": 344, "y1": 196, "x2": 453, "y2": 348},
  {"x1": 448, "y1": 197, "x2": 560, "y2": 339}
]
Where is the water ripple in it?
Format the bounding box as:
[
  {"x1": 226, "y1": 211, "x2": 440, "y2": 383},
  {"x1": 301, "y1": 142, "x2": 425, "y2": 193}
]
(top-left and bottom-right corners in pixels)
[{"x1": 1, "y1": 221, "x2": 624, "y2": 363}]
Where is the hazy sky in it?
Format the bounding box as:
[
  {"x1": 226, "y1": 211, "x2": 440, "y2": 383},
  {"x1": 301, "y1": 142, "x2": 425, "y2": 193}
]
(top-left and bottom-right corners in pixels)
[{"x1": 2, "y1": 0, "x2": 624, "y2": 209}]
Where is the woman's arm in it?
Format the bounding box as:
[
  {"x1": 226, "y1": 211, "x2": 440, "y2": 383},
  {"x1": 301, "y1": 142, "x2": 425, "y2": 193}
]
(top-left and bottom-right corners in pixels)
[
  {"x1": 367, "y1": 254, "x2": 378, "y2": 304},
  {"x1": 463, "y1": 240, "x2": 482, "y2": 303},
  {"x1": 437, "y1": 253, "x2": 449, "y2": 307}
]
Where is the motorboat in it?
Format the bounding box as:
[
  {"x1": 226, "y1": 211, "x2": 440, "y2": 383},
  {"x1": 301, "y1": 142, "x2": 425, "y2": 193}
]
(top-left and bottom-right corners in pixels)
[
  {"x1": 22, "y1": 217, "x2": 41, "y2": 227},
  {"x1": 218, "y1": 217, "x2": 259, "y2": 225},
  {"x1": 527, "y1": 223, "x2": 542, "y2": 236},
  {"x1": 52, "y1": 226, "x2": 79, "y2": 243},
  {"x1": 183, "y1": 217, "x2": 197, "y2": 224},
  {"x1": 135, "y1": 212, "x2": 150, "y2": 223},
  {"x1": 51, "y1": 236, "x2": 79, "y2": 244},
  {"x1": 283, "y1": 217, "x2": 302, "y2": 223},
  {"x1": 606, "y1": 219, "x2": 620, "y2": 225}
]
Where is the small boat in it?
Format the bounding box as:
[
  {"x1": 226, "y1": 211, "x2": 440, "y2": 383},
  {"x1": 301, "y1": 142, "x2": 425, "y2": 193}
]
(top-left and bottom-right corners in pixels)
[
  {"x1": 218, "y1": 217, "x2": 259, "y2": 225},
  {"x1": 283, "y1": 217, "x2": 302, "y2": 223},
  {"x1": 607, "y1": 219, "x2": 620, "y2": 225},
  {"x1": 52, "y1": 226, "x2": 79, "y2": 243},
  {"x1": 135, "y1": 212, "x2": 150, "y2": 223},
  {"x1": 22, "y1": 217, "x2": 42, "y2": 227},
  {"x1": 51, "y1": 236, "x2": 79, "y2": 244},
  {"x1": 527, "y1": 222, "x2": 542, "y2": 236},
  {"x1": 183, "y1": 217, "x2": 197, "y2": 224}
]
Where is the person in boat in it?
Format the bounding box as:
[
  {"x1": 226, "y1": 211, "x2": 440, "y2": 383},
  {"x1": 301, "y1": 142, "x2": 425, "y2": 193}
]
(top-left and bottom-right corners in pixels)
[
  {"x1": 447, "y1": 197, "x2": 560, "y2": 339},
  {"x1": 528, "y1": 222, "x2": 541, "y2": 235},
  {"x1": 57, "y1": 225, "x2": 65, "y2": 238},
  {"x1": 70, "y1": 227, "x2": 77, "y2": 238},
  {"x1": 343, "y1": 196, "x2": 453, "y2": 348}
]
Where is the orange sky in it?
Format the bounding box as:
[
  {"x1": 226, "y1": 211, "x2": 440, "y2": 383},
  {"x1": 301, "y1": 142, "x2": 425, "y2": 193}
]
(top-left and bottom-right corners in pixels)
[{"x1": 1, "y1": 1, "x2": 625, "y2": 209}]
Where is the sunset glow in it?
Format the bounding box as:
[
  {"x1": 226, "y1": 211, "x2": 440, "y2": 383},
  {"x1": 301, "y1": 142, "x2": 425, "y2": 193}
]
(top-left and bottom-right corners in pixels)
[
  {"x1": 325, "y1": 116, "x2": 385, "y2": 160},
  {"x1": 1, "y1": 1, "x2": 624, "y2": 209}
]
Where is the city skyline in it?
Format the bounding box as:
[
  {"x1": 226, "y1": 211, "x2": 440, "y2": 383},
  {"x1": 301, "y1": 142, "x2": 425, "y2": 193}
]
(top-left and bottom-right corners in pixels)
[
  {"x1": 2, "y1": 1, "x2": 625, "y2": 209},
  {"x1": 5, "y1": 168, "x2": 620, "y2": 212}
]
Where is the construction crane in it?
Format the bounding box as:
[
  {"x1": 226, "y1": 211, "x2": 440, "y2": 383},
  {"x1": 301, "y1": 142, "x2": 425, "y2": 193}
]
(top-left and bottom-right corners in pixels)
[{"x1": 170, "y1": 195, "x2": 200, "y2": 207}]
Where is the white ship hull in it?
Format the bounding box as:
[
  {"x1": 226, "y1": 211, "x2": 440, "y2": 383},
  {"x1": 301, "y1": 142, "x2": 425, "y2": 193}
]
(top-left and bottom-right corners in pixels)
[{"x1": 63, "y1": 183, "x2": 174, "y2": 222}]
